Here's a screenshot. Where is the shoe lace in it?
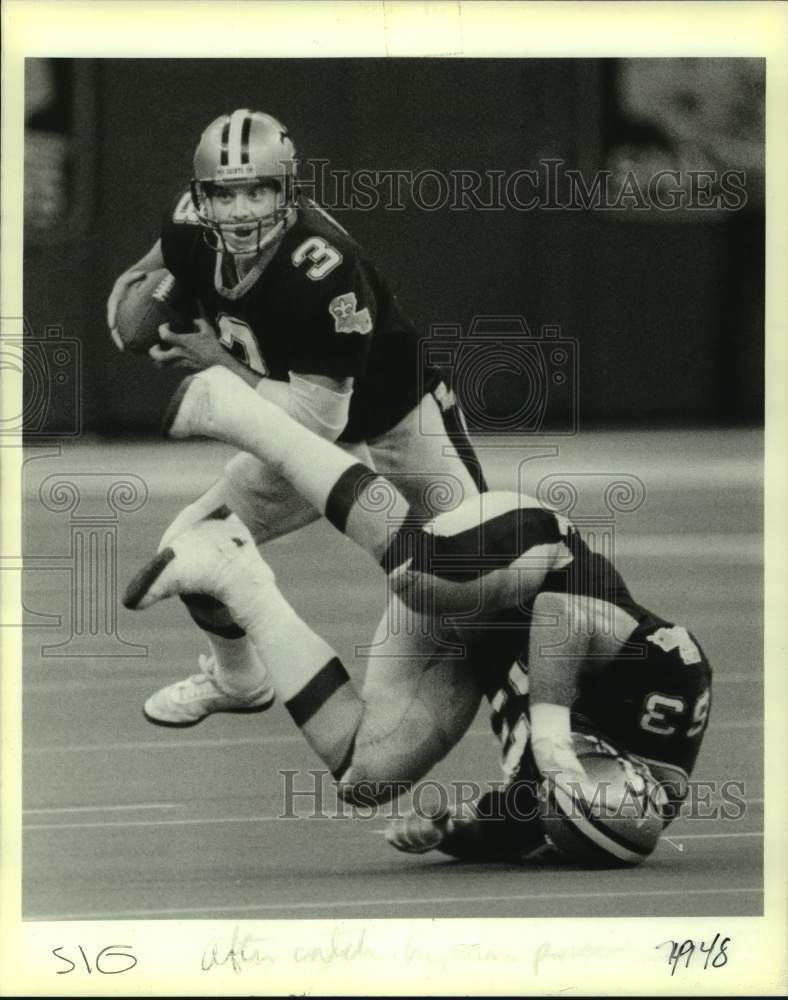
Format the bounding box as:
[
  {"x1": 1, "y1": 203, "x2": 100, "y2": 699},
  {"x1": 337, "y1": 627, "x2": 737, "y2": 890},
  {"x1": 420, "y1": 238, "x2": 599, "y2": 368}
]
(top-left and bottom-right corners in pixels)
[
  {"x1": 186, "y1": 653, "x2": 218, "y2": 687},
  {"x1": 182, "y1": 652, "x2": 271, "y2": 702}
]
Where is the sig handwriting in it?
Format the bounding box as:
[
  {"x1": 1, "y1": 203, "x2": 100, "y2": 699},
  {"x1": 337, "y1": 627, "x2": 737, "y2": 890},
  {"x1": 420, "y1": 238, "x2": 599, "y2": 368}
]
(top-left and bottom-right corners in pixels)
[
  {"x1": 656, "y1": 933, "x2": 730, "y2": 975},
  {"x1": 52, "y1": 944, "x2": 137, "y2": 975}
]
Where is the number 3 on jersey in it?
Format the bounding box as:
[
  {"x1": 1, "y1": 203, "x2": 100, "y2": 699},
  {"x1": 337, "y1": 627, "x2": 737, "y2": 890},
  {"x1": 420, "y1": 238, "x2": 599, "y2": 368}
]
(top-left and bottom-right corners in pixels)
[
  {"x1": 292, "y1": 237, "x2": 342, "y2": 280},
  {"x1": 216, "y1": 314, "x2": 267, "y2": 376}
]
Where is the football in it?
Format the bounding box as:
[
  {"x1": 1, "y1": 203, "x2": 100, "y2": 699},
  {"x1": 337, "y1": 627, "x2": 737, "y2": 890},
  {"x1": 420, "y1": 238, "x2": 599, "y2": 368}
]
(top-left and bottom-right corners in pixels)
[
  {"x1": 538, "y1": 732, "x2": 668, "y2": 867},
  {"x1": 115, "y1": 268, "x2": 198, "y2": 354}
]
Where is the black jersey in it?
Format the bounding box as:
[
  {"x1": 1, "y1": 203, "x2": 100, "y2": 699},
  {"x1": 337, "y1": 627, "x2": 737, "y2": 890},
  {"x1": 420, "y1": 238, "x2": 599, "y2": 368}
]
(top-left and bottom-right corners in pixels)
[
  {"x1": 458, "y1": 524, "x2": 655, "y2": 704},
  {"x1": 160, "y1": 192, "x2": 439, "y2": 442},
  {"x1": 454, "y1": 522, "x2": 709, "y2": 791},
  {"x1": 447, "y1": 521, "x2": 660, "y2": 774}
]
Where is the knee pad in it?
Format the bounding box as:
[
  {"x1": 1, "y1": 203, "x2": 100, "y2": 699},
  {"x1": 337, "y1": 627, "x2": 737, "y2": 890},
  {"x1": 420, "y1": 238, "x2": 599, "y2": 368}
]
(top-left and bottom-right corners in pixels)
[{"x1": 538, "y1": 731, "x2": 669, "y2": 867}]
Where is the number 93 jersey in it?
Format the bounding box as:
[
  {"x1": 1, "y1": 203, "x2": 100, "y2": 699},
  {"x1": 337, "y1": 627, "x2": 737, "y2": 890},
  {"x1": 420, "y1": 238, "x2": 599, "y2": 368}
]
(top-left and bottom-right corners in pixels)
[{"x1": 160, "y1": 192, "x2": 438, "y2": 442}]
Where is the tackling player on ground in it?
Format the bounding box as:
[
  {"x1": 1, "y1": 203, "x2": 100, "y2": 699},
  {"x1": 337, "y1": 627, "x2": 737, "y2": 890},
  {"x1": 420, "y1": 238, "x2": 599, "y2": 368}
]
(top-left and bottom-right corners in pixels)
[
  {"x1": 124, "y1": 365, "x2": 713, "y2": 867},
  {"x1": 107, "y1": 109, "x2": 486, "y2": 728}
]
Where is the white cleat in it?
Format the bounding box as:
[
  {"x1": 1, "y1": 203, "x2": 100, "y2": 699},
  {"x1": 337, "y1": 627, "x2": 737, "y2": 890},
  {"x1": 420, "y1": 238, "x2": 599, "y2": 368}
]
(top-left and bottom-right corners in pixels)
[
  {"x1": 143, "y1": 653, "x2": 275, "y2": 728},
  {"x1": 123, "y1": 507, "x2": 272, "y2": 612}
]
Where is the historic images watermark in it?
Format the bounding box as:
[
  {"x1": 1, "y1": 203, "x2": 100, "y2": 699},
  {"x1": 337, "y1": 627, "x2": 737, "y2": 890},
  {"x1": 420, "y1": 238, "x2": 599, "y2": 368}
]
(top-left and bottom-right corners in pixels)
[
  {"x1": 0, "y1": 317, "x2": 81, "y2": 438},
  {"x1": 294, "y1": 158, "x2": 749, "y2": 215},
  {"x1": 279, "y1": 769, "x2": 749, "y2": 824},
  {"x1": 419, "y1": 317, "x2": 578, "y2": 437}
]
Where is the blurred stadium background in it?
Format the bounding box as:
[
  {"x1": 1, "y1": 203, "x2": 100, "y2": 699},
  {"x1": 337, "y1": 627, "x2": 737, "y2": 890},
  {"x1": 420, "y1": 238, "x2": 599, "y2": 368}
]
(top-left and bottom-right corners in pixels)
[{"x1": 20, "y1": 58, "x2": 764, "y2": 919}]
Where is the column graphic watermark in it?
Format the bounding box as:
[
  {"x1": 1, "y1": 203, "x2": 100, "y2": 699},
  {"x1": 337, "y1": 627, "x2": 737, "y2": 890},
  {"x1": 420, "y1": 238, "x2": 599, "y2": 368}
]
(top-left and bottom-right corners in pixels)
[{"x1": 33, "y1": 473, "x2": 149, "y2": 657}]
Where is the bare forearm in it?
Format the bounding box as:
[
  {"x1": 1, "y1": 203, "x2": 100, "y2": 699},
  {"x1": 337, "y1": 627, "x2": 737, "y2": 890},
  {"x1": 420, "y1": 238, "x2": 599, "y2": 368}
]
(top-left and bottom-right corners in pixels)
[
  {"x1": 528, "y1": 593, "x2": 591, "y2": 755},
  {"x1": 528, "y1": 597, "x2": 590, "y2": 707},
  {"x1": 529, "y1": 645, "x2": 586, "y2": 708}
]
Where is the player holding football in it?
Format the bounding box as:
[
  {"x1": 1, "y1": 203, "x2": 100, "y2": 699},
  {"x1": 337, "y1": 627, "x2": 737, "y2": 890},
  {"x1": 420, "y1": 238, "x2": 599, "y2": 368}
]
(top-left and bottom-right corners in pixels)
[
  {"x1": 107, "y1": 109, "x2": 486, "y2": 727},
  {"x1": 124, "y1": 365, "x2": 713, "y2": 867}
]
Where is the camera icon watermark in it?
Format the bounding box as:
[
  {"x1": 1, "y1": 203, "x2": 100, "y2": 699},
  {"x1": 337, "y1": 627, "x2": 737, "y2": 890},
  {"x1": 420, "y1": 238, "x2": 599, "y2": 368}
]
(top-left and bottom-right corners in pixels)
[
  {"x1": 420, "y1": 316, "x2": 578, "y2": 436},
  {"x1": 0, "y1": 316, "x2": 81, "y2": 437}
]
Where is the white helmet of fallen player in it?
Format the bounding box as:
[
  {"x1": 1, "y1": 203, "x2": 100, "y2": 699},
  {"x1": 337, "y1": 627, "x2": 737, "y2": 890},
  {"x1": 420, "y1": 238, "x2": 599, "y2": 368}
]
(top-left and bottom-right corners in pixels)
[
  {"x1": 190, "y1": 109, "x2": 297, "y2": 255},
  {"x1": 537, "y1": 731, "x2": 670, "y2": 866},
  {"x1": 388, "y1": 491, "x2": 574, "y2": 616}
]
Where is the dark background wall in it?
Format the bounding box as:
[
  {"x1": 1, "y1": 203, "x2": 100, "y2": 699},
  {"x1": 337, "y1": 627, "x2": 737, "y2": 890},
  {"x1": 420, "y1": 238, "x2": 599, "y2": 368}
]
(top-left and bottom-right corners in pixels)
[{"x1": 23, "y1": 58, "x2": 764, "y2": 434}]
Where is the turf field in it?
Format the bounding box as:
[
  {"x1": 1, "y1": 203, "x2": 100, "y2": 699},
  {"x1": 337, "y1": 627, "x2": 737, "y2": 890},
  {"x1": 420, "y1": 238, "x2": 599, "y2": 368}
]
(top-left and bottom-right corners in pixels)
[{"x1": 20, "y1": 429, "x2": 763, "y2": 919}]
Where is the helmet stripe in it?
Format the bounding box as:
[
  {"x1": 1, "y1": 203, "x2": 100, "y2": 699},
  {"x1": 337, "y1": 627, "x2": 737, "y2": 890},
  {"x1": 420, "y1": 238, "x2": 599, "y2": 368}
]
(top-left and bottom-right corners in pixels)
[
  {"x1": 227, "y1": 109, "x2": 249, "y2": 168},
  {"x1": 219, "y1": 116, "x2": 231, "y2": 167},
  {"x1": 240, "y1": 113, "x2": 252, "y2": 165}
]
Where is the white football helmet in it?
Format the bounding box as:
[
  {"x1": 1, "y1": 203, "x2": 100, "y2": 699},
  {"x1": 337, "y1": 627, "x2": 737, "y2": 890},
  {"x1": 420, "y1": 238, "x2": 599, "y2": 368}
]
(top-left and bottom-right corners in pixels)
[
  {"x1": 190, "y1": 108, "x2": 297, "y2": 254},
  {"x1": 538, "y1": 732, "x2": 670, "y2": 866}
]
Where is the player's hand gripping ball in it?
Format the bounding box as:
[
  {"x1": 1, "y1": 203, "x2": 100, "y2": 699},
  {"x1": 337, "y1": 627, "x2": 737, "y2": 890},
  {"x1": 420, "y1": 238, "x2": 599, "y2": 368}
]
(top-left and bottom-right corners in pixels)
[{"x1": 113, "y1": 269, "x2": 197, "y2": 354}]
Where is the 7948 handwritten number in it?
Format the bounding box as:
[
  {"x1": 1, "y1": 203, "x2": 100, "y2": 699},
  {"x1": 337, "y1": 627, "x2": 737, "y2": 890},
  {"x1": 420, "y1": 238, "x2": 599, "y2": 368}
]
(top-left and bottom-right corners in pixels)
[{"x1": 656, "y1": 933, "x2": 729, "y2": 975}]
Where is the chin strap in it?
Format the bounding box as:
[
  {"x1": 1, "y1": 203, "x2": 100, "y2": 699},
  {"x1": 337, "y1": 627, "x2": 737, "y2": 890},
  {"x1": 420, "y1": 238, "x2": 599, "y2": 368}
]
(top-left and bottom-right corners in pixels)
[{"x1": 200, "y1": 202, "x2": 297, "y2": 256}]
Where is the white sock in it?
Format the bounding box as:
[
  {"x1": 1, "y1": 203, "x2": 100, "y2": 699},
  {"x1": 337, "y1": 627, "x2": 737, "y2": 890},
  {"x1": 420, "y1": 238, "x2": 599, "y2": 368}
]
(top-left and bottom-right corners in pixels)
[
  {"x1": 207, "y1": 633, "x2": 269, "y2": 696},
  {"x1": 229, "y1": 577, "x2": 337, "y2": 702},
  {"x1": 220, "y1": 553, "x2": 365, "y2": 778}
]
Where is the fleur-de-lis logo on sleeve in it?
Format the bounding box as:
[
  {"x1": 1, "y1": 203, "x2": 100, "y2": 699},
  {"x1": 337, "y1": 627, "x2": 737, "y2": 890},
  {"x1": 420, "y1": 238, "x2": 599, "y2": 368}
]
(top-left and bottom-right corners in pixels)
[{"x1": 328, "y1": 292, "x2": 372, "y2": 335}]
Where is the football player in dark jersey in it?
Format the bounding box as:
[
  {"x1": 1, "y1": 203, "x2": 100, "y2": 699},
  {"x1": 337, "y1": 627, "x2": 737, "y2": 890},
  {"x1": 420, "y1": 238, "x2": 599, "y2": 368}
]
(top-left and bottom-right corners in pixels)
[
  {"x1": 124, "y1": 365, "x2": 713, "y2": 867},
  {"x1": 107, "y1": 109, "x2": 486, "y2": 727}
]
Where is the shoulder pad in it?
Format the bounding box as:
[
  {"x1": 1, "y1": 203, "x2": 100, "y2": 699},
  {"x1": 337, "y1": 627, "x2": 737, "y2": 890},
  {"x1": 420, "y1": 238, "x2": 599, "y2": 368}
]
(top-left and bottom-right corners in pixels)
[{"x1": 171, "y1": 190, "x2": 200, "y2": 226}]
